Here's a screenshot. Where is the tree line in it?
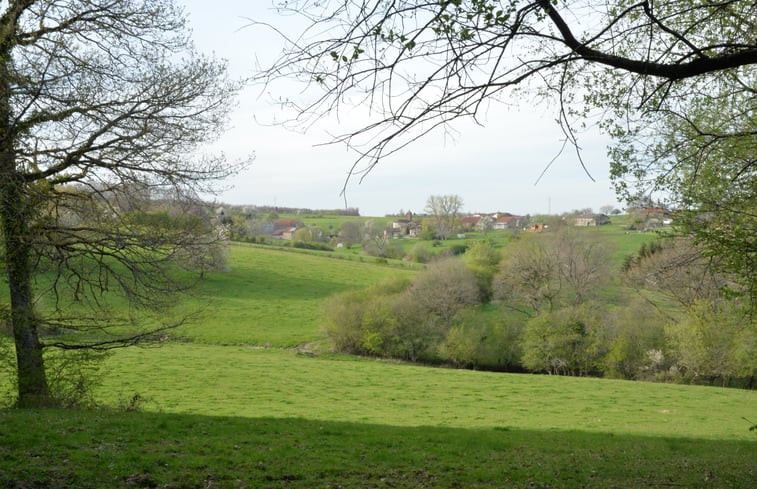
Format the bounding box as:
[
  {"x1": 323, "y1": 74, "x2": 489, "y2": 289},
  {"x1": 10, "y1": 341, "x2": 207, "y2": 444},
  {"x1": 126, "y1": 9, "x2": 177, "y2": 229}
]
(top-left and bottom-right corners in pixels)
[{"x1": 322, "y1": 231, "x2": 755, "y2": 388}]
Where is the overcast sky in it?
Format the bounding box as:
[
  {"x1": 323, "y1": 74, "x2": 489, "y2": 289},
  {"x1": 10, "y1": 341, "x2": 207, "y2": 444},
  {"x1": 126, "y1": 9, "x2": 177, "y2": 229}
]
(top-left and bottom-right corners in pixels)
[{"x1": 181, "y1": 1, "x2": 622, "y2": 217}]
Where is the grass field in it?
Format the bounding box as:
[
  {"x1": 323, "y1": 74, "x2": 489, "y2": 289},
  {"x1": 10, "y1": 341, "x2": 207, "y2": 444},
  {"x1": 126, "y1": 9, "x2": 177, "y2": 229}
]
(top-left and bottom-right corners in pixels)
[
  {"x1": 177, "y1": 244, "x2": 417, "y2": 347},
  {"x1": 94, "y1": 346, "x2": 755, "y2": 440},
  {"x1": 1, "y1": 226, "x2": 754, "y2": 489},
  {"x1": 1, "y1": 345, "x2": 755, "y2": 488}
]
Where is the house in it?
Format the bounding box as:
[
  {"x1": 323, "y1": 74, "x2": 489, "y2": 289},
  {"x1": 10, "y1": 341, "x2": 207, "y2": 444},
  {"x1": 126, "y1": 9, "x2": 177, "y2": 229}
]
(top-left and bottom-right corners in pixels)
[
  {"x1": 493, "y1": 214, "x2": 526, "y2": 230},
  {"x1": 270, "y1": 219, "x2": 303, "y2": 239},
  {"x1": 271, "y1": 226, "x2": 297, "y2": 240},
  {"x1": 391, "y1": 218, "x2": 421, "y2": 238},
  {"x1": 638, "y1": 207, "x2": 673, "y2": 229},
  {"x1": 461, "y1": 215, "x2": 481, "y2": 230},
  {"x1": 573, "y1": 213, "x2": 611, "y2": 226},
  {"x1": 273, "y1": 219, "x2": 302, "y2": 230}
]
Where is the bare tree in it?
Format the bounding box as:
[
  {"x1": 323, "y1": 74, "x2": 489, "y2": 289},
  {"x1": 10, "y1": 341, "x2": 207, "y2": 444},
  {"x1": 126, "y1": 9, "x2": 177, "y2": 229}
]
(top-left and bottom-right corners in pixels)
[
  {"x1": 625, "y1": 238, "x2": 733, "y2": 310},
  {"x1": 494, "y1": 237, "x2": 562, "y2": 314},
  {"x1": 554, "y1": 229, "x2": 609, "y2": 305},
  {"x1": 494, "y1": 228, "x2": 609, "y2": 312},
  {"x1": 256, "y1": 1, "x2": 756, "y2": 183},
  {"x1": 406, "y1": 258, "x2": 480, "y2": 327},
  {"x1": 338, "y1": 220, "x2": 363, "y2": 246},
  {"x1": 0, "y1": 1, "x2": 248, "y2": 407},
  {"x1": 425, "y1": 194, "x2": 463, "y2": 240}
]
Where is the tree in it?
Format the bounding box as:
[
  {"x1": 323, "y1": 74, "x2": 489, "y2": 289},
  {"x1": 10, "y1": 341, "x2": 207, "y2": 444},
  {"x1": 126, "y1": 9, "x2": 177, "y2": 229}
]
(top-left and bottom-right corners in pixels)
[
  {"x1": 463, "y1": 239, "x2": 501, "y2": 301},
  {"x1": 424, "y1": 194, "x2": 463, "y2": 240},
  {"x1": 293, "y1": 225, "x2": 328, "y2": 243},
  {"x1": 494, "y1": 236, "x2": 562, "y2": 314},
  {"x1": 494, "y1": 229, "x2": 609, "y2": 312},
  {"x1": 338, "y1": 220, "x2": 363, "y2": 246},
  {"x1": 608, "y1": 72, "x2": 755, "y2": 309},
  {"x1": 0, "y1": 1, "x2": 247, "y2": 407},
  {"x1": 624, "y1": 238, "x2": 732, "y2": 310},
  {"x1": 520, "y1": 304, "x2": 606, "y2": 376},
  {"x1": 406, "y1": 258, "x2": 480, "y2": 327},
  {"x1": 257, "y1": 1, "x2": 755, "y2": 182},
  {"x1": 258, "y1": 2, "x2": 754, "y2": 315},
  {"x1": 553, "y1": 230, "x2": 609, "y2": 305},
  {"x1": 602, "y1": 298, "x2": 667, "y2": 380},
  {"x1": 665, "y1": 301, "x2": 756, "y2": 386},
  {"x1": 363, "y1": 219, "x2": 402, "y2": 258}
]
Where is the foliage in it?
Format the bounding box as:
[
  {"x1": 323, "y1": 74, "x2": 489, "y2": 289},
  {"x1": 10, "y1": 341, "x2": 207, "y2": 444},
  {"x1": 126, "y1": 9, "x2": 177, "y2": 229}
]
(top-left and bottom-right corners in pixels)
[
  {"x1": 407, "y1": 258, "x2": 481, "y2": 326},
  {"x1": 258, "y1": 1, "x2": 756, "y2": 188},
  {"x1": 438, "y1": 310, "x2": 522, "y2": 370},
  {"x1": 323, "y1": 258, "x2": 483, "y2": 361},
  {"x1": 602, "y1": 298, "x2": 668, "y2": 380},
  {"x1": 0, "y1": 0, "x2": 248, "y2": 407},
  {"x1": 405, "y1": 242, "x2": 434, "y2": 263},
  {"x1": 520, "y1": 304, "x2": 607, "y2": 376},
  {"x1": 463, "y1": 240, "x2": 501, "y2": 301},
  {"x1": 624, "y1": 237, "x2": 732, "y2": 309},
  {"x1": 608, "y1": 70, "x2": 755, "y2": 309},
  {"x1": 494, "y1": 235, "x2": 561, "y2": 313},
  {"x1": 665, "y1": 301, "x2": 756, "y2": 386},
  {"x1": 338, "y1": 220, "x2": 364, "y2": 246},
  {"x1": 291, "y1": 240, "x2": 334, "y2": 251},
  {"x1": 293, "y1": 225, "x2": 329, "y2": 243},
  {"x1": 494, "y1": 229, "x2": 611, "y2": 314}
]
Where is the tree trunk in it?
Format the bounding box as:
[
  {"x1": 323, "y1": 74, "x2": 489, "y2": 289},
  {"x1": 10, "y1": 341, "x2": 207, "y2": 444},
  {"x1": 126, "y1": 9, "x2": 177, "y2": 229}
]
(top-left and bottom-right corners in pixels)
[
  {"x1": 1, "y1": 191, "x2": 51, "y2": 407},
  {"x1": 0, "y1": 52, "x2": 51, "y2": 408}
]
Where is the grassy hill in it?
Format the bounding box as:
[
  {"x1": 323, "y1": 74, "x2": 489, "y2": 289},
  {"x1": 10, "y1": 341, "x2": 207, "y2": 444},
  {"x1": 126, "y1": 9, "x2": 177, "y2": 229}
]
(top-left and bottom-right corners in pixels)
[
  {"x1": 2, "y1": 346, "x2": 755, "y2": 488},
  {"x1": 171, "y1": 243, "x2": 418, "y2": 347},
  {"x1": 1, "y1": 230, "x2": 754, "y2": 489}
]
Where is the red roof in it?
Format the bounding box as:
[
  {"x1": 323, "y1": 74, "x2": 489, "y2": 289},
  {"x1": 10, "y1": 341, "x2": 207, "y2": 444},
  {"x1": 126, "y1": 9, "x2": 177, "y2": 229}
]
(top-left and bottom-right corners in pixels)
[
  {"x1": 274, "y1": 219, "x2": 301, "y2": 228},
  {"x1": 640, "y1": 207, "x2": 667, "y2": 215}
]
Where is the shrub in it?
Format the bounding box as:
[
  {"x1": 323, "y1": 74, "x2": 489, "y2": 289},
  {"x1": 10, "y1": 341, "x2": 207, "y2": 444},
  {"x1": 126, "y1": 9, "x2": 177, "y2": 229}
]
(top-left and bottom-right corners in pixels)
[
  {"x1": 292, "y1": 240, "x2": 333, "y2": 251},
  {"x1": 405, "y1": 243, "x2": 433, "y2": 263}
]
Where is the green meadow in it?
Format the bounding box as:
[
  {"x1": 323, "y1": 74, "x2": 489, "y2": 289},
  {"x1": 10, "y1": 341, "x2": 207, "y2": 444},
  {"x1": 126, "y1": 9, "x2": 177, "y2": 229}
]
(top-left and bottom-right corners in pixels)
[
  {"x1": 1, "y1": 231, "x2": 755, "y2": 488},
  {"x1": 178, "y1": 244, "x2": 417, "y2": 347}
]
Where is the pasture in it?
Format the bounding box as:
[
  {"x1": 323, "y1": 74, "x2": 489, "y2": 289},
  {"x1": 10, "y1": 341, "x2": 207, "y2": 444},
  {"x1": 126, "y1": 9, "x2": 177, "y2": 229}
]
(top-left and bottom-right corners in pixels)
[
  {"x1": 1, "y1": 346, "x2": 755, "y2": 488},
  {"x1": 1, "y1": 232, "x2": 755, "y2": 488},
  {"x1": 175, "y1": 244, "x2": 417, "y2": 347}
]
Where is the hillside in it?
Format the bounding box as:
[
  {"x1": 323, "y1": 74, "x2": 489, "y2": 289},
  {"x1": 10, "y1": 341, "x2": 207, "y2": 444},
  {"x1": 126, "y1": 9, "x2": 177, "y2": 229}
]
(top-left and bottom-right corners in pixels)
[
  {"x1": 1, "y1": 347, "x2": 754, "y2": 488},
  {"x1": 176, "y1": 244, "x2": 418, "y2": 347},
  {"x1": 1, "y1": 224, "x2": 754, "y2": 489}
]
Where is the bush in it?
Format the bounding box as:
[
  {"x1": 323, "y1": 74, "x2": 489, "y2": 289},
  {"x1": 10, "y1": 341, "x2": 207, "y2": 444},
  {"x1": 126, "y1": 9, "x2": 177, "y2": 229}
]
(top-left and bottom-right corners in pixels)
[
  {"x1": 321, "y1": 278, "x2": 413, "y2": 357},
  {"x1": 407, "y1": 258, "x2": 480, "y2": 327},
  {"x1": 448, "y1": 244, "x2": 468, "y2": 256},
  {"x1": 292, "y1": 240, "x2": 334, "y2": 251},
  {"x1": 405, "y1": 243, "x2": 433, "y2": 263},
  {"x1": 520, "y1": 305, "x2": 606, "y2": 376},
  {"x1": 464, "y1": 241, "x2": 501, "y2": 301},
  {"x1": 665, "y1": 301, "x2": 756, "y2": 386}
]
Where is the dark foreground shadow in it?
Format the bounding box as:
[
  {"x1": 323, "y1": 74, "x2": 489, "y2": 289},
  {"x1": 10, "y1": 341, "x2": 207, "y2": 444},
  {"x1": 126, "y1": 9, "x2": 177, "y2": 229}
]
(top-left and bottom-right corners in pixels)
[{"x1": 0, "y1": 409, "x2": 753, "y2": 488}]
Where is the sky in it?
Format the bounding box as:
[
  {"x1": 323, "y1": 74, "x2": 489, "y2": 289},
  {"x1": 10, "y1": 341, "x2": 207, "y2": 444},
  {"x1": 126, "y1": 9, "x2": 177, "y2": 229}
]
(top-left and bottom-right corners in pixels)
[{"x1": 181, "y1": 1, "x2": 623, "y2": 217}]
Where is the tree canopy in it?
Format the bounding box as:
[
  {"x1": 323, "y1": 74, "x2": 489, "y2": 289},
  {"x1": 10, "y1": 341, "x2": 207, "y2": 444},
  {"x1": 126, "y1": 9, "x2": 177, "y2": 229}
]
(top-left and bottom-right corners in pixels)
[
  {"x1": 258, "y1": 0, "x2": 755, "y2": 176},
  {"x1": 259, "y1": 0, "x2": 755, "y2": 307},
  {"x1": 1, "y1": 0, "x2": 248, "y2": 407}
]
